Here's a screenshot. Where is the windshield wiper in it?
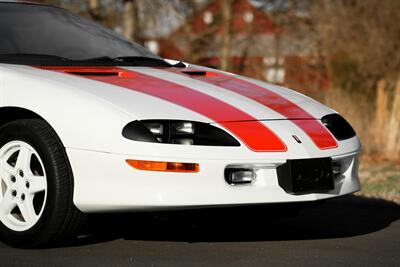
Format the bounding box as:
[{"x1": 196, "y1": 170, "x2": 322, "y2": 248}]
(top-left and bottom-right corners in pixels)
[
  {"x1": 112, "y1": 56, "x2": 185, "y2": 68},
  {"x1": 0, "y1": 54, "x2": 185, "y2": 67},
  {"x1": 76, "y1": 56, "x2": 185, "y2": 67}
]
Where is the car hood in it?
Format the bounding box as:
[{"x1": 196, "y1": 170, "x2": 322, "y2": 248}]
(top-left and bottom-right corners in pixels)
[{"x1": 6, "y1": 64, "x2": 336, "y2": 123}]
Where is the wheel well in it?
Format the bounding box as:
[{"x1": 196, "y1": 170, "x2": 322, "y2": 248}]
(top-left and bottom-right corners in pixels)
[
  {"x1": 0, "y1": 107, "x2": 74, "y2": 183},
  {"x1": 0, "y1": 107, "x2": 46, "y2": 128}
]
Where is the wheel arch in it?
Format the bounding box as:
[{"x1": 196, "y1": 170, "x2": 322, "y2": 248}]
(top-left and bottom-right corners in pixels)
[
  {"x1": 0, "y1": 106, "x2": 70, "y2": 152},
  {"x1": 0, "y1": 106, "x2": 47, "y2": 128},
  {"x1": 0, "y1": 105, "x2": 72, "y2": 160},
  {"x1": 0, "y1": 106, "x2": 78, "y2": 199}
]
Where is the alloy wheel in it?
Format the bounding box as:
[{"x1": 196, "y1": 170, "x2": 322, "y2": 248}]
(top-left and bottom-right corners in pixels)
[{"x1": 0, "y1": 141, "x2": 47, "y2": 231}]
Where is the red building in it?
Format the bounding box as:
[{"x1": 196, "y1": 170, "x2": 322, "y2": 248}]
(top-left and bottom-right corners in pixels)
[{"x1": 144, "y1": 0, "x2": 328, "y2": 92}]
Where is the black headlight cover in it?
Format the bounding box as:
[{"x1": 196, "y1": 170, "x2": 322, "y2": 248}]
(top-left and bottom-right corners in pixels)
[
  {"x1": 322, "y1": 114, "x2": 356, "y2": 141},
  {"x1": 122, "y1": 120, "x2": 240, "y2": 146}
]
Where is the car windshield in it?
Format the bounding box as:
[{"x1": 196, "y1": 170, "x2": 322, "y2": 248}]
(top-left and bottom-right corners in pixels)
[{"x1": 0, "y1": 3, "x2": 162, "y2": 65}]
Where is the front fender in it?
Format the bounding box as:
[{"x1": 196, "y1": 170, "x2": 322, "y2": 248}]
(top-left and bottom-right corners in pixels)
[{"x1": 1, "y1": 64, "x2": 135, "y2": 153}]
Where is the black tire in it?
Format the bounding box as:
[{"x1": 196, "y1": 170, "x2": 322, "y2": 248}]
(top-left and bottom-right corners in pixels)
[{"x1": 0, "y1": 119, "x2": 86, "y2": 248}]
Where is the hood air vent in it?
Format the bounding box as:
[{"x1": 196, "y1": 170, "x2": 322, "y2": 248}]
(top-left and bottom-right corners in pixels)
[
  {"x1": 182, "y1": 71, "x2": 207, "y2": 76},
  {"x1": 67, "y1": 71, "x2": 119, "y2": 76}
]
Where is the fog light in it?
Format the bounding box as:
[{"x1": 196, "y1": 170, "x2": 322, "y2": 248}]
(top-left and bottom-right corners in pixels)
[{"x1": 225, "y1": 169, "x2": 256, "y2": 185}]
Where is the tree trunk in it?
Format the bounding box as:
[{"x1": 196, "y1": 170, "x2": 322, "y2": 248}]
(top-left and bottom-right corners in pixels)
[
  {"x1": 220, "y1": 0, "x2": 233, "y2": 71},
  {"x1": 373, "y1": 80, "x2": 389, "y2": 154},
  {"x1": 385, "y1": 78, "x2": 400, "y2": 159},
  {"x1": 123, "y1": 0, "x2": 140, "y2": 42},
  {"x1": 87, "y1": 0, "x2": 101, "y2": 21},
  {"x1": 273, "y1": 31, "x2": 282, "y2": 82},
  {"x1": 88, "y1": 0, "x2": 99, "y2": 11}
]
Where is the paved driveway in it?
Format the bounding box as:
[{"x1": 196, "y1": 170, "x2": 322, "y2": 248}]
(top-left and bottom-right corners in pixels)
[{"x1": 0, "y1": 196, "x2": 399, "y2": 267}]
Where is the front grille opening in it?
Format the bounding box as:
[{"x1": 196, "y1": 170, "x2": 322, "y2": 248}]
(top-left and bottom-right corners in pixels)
[
  {"x1": 332, "y1": 157, "x2": 353, "y2": 182},
  {"x1": 332, "y1": 161, "x2": 343, "y2": 180}
]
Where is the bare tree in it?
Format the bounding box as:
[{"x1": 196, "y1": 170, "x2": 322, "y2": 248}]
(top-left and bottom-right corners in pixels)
[
  {"x1": 87, "y1": 0, "x2": 101, "y2": 21},
  {"x1": 220, "y1": 0, "x2": 233, "y2": 71},
  {"x1": 312, "y1": 0, "x2": 400, "y2": 159},
  {"x1": 312, "y1": 0, "x2": 400, "y2": 90},
  {"x1": 122, "y1": 0, "x2": 140, "y2": 41}
]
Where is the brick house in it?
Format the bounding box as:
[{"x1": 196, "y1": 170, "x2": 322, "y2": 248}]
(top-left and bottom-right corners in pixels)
[{"x1": 144, "y1": 0, "x2": 328, "y2": 92}]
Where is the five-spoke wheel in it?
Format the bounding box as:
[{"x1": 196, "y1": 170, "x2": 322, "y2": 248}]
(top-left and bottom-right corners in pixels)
[
  {"x1": 0, "y1": 119, "x2": 85, "y2": 248},
  {"x1": 0, "y1": 141, "x2": 47, "y2": 231}
]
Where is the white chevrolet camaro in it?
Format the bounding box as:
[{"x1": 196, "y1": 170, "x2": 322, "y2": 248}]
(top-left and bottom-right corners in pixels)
[{"x1": 0, "y1": 1, "x2": 360, "y2": 247}]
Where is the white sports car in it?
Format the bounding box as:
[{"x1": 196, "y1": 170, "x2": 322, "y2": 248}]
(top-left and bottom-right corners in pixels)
[{"x1": 0, "y1": 1, "x2": 360, "y2": 247}]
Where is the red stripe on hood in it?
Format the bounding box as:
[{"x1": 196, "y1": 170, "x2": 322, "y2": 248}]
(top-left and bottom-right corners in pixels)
[
  {"x1": 172, "y1": 69, "x2": 337, "y2": 150},
  {"x1": 36, "y1": 66, "x2": 287, "y2": 152}
]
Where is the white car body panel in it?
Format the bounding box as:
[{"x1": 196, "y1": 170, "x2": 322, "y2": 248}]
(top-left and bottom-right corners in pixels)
[
  {"x1": 0, "y1": 62, "x2": 361, "y2": 213},
  {"x1": 185, "y1": 63, "x2": 338, "y2": 119},
  {"x1": 68, "y1": 148, "x2": 359, "y2": 212}
]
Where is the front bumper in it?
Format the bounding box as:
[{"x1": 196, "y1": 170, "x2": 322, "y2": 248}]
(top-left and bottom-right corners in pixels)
[{"x1": 67, "y1": 147, "x2": 360, "y2": 213}]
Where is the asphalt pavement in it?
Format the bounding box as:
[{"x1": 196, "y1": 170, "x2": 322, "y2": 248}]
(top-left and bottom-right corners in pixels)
[{"x1": 0, "y1": 195, "x2": 399, "y2": 267}]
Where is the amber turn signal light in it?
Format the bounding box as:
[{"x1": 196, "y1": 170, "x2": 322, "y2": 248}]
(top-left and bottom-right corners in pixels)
[{"x1": 126, "y1": 160, "x2": 200, "y2": 173}]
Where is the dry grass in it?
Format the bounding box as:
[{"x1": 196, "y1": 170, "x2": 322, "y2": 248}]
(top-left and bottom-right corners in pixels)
[
  {"x1": 356, "y1": 158, "x2": 400, "y2": 204},
  {"x1": 323, "y1": 89, "x2": 375, "y2": 155},
  {"x1": 321, "y1": 89, "x2": 400, "y2": 204},
  {"x1": 321, "y1": 83, "x2": 400, "y2": 159}
]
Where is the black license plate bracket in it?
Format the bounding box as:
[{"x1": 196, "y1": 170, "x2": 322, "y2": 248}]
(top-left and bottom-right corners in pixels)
[{"x1": 277, "y1": 158, "x2": 334, "y2": 194}]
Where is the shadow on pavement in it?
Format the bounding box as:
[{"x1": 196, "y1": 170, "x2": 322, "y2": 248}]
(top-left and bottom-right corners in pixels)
[{"x1": 70, "y1": 195, "x2": 400, "y2": 246}]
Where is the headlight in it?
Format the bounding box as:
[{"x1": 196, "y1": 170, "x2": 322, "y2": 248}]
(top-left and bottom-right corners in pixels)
[
  {"x1": 122, "y1": 120, "x2": 240, "y2": 146},
  {"x1": 171, "y1": 122, "x2": 195, "y2": 135},
  {"x1": 144, "y1": 122, "x2": 164, "y2": 135},
  {"x1": 322, "y1": 114, "x2": 356, "y2": 140}
]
